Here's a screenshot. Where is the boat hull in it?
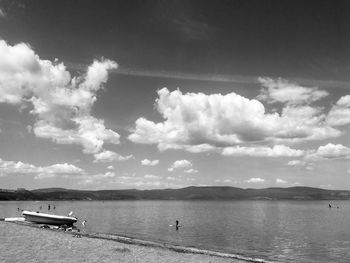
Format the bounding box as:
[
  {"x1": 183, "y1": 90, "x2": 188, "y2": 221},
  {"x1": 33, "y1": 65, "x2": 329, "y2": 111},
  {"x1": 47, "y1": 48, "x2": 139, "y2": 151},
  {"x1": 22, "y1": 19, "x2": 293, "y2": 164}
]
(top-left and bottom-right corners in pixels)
[{"x1": 22, "y1": 211, "x2": 77, "y2": 226}]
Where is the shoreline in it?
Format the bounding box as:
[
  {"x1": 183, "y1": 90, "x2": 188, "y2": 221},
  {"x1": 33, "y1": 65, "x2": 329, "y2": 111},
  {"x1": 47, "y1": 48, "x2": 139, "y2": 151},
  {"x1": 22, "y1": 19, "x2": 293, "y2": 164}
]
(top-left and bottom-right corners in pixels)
[{"x1": 1, "y1": 221, "x2": 273, "y2": 263}]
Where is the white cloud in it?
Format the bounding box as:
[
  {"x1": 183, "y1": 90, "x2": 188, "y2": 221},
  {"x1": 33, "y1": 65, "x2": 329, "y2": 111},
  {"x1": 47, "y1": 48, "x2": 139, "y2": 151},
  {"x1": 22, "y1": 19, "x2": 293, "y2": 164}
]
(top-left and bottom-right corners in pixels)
[
  {"x1": 287, "y1": 160, "x2": 307, "y2": 166},
  {"x1": 81, "y1": 173, "x2": 181, "y2": 189},
  {"x1": 276, "y1": 178, "x2": 288, "y2": 184},
  {"x1": 245, "y1": 177, "x2": 265, "y2": 183},
  {"x1": 258, "y1": 77, "x2": 328, "y2": 105},
  {"x1": 306, "y1": 166, "x2": 314, "y2": 171},
  {"x1": 118, "y1": 175, "x2": 137, "y2": 180},
  {"x1": 306, "y1": 143, "x2": 350, "y2": 160},
  {"x1": 0, "y1": 158, "x2": 84, "y2": 179},
  {"x1": 326, "y1": 95, "x2": 350, "y2": 126},
  {"x1": 0, "y1": 40, "x2": 119, "y2": 154},
  {"x1": 91, "y1": 171, "x2": 116, "y2": 179},
  {"x1": 116, "y1": 155, "x2": 134, "y2": 161},
  {"x1": 126, "y1": 181, "x2": 162, "y2": 187},
  {"x1": 107, "y1": 165, "x2": 114, "y2": 170},
  {"x1": 144, "y1": 174, "x2": 161, "y2": 179},
  {"x1": 94, "y1": 150, "x2": 133, "y2": 163},
  {"x1": 215, "y1": 178, "x2": 234, "y2": 183},
  {"x1": 336, "y1": 95, "x2": 350, "y2": 107},
  {"x1": 129, "y1": 87, "x2": 339, "y2": 154},
  {"x1": 168, "y1": 160, "x2": 192, "y2": 172},
  {"x1": 158, "y1": 143, "x2": 218, "y2": 153},
  {"x1": 78, "y1": 171, "x2": 116, "y2": 184},
  {"x1": 184, "y1": 168, "x2": 198, "y2": 174},
  {"x1": 141, "y1": 159, "x2": 159, "y2": 166},
  {"x1": 287, "y1": 159, "x2": 314, "y2": 171},
  {"x1": 222, "y1": 145, "x2": 304, "y2": 157},
  {"x1": 167, "y1": 176, "x2": 176, "y2": 180}
]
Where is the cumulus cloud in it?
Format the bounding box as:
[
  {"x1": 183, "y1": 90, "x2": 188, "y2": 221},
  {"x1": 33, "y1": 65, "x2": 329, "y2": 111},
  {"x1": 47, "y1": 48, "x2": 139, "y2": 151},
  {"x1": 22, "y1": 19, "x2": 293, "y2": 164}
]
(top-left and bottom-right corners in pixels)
[
  {"x1": 79, "y1": 171, "x2": 116, "y2": 184},
  {"x1": 287, "y1": 160, "x2": 307, "y2": 166},
  {"x1": 306, "y1": 143, "x2": 350, "y2": 160},
  {"x1": 0, "y1": 40, "x2": 119, "y2": 154},
  {"x1": 0, "y1": 158, "x2": 84, "y2": 179},
  {"x1": 258, "y1": 77, "x2": 328, "y2": 105},
  {"x1": 276, "y1": 178, "x2": 288, "y2": 184},
  {"x1": 80, "y1": 172, "x2": 180, "y2": 188},
  {"x1": 107, "y1": 165, "x2": 114, "y2": 170},
  {"x1": 129, "y1": 87, "x2": 340, "y2": 154},
  {"x1": 144, "y1": 174, "x2": 161, "y2": 179},
  {"x1": 245, "y1": 177, "x2": 265, "y2": 183},
  {"x1": 215, "y1": 178, "x2": 234, "y2": 183},
  {"x1": 326, "y1": 95, "x2": 350, "y2": 126},
  {"x1": 126, "y1": 181, "x2": 162, "y2": 187},
  {"x1": 222, "y1": 145, "x2": 304, "y2": 157},
  {"x1": 287, "y1": 159, "x2": 314, "y2": 171},
  {"x1": 168, "y1": 160, "x2": 192, "y2": 172},
  {"x1": 93, "y1": 150, "x2": 134, "y2": 163},
  {"x1": 113, "y1": 174, "x2": 182, "y2": 188},
  {"x1": 184, "y1": 168, "x2": 198, "y2": 174},
  {"x1": 306, "y1": 166, "x2": 314, "y2": 171},
  {"x1": 141, "y1": 159, "x2": 159, "y2": 166}
]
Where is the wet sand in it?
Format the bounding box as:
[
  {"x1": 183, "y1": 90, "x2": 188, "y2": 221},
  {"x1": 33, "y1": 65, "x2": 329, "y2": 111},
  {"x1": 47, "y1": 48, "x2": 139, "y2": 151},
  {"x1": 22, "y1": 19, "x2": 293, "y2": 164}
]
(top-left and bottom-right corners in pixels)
[{"x1": 0, "y1": 221, "x2": 249, "y2": 263}]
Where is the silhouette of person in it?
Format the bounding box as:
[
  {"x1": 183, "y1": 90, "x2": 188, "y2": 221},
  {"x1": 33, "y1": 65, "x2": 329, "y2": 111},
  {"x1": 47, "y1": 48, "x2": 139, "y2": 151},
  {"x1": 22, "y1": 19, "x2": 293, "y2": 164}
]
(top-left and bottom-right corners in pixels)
[
  {"x1": 48, "y1": 204, "x2": 51, "y2": 210},
  {"x1": 175, "y1": 220, "x2": 179, "y2": 230},
  {"x1": 53, "y1": 205, "x2": 56, "y2": 209},
  {"x1": 82, "y1": 220, "x2": 87, "y2": 234}
]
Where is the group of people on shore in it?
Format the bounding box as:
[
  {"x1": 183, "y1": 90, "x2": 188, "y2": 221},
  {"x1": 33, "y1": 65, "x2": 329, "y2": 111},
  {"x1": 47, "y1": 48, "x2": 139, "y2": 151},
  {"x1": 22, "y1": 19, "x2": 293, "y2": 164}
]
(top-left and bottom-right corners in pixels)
[{"x1": 328, "y1": 204, "x2": 340, "y2": 209}]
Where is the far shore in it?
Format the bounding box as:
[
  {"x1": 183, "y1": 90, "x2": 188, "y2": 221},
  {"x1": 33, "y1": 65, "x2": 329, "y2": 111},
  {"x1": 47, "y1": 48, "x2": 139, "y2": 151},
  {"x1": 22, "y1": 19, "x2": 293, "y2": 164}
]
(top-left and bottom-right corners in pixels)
[{"x1": 0, "y1": 221, "x2": 262, "y2": 263}]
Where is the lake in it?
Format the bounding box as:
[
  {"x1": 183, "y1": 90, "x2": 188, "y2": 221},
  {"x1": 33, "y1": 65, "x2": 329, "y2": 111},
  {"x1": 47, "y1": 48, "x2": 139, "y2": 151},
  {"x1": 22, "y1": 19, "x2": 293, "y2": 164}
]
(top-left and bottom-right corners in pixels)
[{"x1": 1, "y1": 200, "x2": 349, "y2": 263}]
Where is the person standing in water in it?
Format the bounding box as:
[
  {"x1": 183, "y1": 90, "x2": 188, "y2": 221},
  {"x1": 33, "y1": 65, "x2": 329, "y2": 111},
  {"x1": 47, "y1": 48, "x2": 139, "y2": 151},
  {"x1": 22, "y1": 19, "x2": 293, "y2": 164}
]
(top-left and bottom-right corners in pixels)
[
  {"x1": 175, "y1": 220, "x2": 179, "y2": 230},
  {"x1": 82, "y1": 220, "x2": 87, "y2": 234},
  {"x1": 48, "y1": 204, "x2": 51, "y2": 210}
]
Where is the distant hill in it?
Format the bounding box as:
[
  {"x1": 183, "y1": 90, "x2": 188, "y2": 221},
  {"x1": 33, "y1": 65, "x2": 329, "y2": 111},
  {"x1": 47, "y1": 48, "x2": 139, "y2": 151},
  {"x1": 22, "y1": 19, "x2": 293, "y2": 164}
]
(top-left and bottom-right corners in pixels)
[{"x1": 1, "y1": 186, "x2": 350, "y2": 201}]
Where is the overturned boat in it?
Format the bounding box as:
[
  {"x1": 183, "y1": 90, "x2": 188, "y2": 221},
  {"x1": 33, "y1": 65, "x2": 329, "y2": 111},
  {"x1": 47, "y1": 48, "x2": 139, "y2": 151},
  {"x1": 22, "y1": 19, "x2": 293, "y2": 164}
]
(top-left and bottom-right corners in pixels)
[{"x1": 22, "y1": 211, "x2": 77, "y2": 226}]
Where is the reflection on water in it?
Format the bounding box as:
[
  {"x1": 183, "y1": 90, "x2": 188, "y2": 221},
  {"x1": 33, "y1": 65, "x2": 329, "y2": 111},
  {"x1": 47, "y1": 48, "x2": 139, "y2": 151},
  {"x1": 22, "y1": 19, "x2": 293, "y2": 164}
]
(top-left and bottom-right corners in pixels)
[{"x1": 1, "y1": 200, "x2": 349, "y2": 263}]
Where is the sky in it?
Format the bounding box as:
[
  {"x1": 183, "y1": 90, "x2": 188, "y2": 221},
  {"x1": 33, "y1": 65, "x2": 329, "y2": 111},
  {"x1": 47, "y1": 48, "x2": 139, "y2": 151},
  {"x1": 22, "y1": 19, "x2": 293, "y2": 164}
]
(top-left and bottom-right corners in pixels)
[{"x1": 0, "y1": 0, "x2": 349, "y2": 190}]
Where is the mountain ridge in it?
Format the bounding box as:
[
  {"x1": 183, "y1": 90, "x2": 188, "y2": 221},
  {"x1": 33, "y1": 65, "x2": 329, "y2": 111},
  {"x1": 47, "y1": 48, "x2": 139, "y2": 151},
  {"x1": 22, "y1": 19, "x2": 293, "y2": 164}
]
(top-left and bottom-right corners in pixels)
[{"x1": 1, "y1": 186, "x2": 350, "y2": 201}]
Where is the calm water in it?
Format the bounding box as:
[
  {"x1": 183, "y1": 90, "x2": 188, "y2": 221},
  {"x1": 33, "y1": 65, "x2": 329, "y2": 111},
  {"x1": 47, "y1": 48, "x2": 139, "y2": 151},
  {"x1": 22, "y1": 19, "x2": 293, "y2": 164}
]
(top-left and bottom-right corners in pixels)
[{"x1": 1, "y1": 200, "x2": 349, "y2": 262}]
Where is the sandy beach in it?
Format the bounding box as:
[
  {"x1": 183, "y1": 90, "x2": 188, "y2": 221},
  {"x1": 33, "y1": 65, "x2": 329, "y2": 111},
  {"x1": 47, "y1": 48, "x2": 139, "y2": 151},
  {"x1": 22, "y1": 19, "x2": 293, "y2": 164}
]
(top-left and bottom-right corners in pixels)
[{"x1": 0, "y1": 221, "x2": 248, "y2": 263}]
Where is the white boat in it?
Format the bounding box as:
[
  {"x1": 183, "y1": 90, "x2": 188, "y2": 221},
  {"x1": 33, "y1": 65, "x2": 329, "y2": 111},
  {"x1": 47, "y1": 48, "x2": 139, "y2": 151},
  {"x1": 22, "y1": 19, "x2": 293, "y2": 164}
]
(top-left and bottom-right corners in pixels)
[{"x1": 22, "y1": 211, "x2": 77, "y2": 226}]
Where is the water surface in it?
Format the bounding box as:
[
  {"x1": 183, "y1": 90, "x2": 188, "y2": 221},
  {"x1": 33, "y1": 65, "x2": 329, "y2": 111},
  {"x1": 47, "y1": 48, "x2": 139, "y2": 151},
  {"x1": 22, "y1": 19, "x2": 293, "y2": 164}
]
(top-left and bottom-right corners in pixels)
[{"x1": 1, "y1": 200, "x2": 349, "y2": 262}]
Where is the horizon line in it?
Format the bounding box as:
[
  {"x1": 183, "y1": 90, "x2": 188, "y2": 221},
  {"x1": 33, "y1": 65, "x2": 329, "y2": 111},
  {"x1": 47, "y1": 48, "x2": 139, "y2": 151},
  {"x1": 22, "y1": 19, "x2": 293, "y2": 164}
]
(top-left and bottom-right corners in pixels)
[{"x1": 2, "y1": 185, "x2": 345, "y2": 192}]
